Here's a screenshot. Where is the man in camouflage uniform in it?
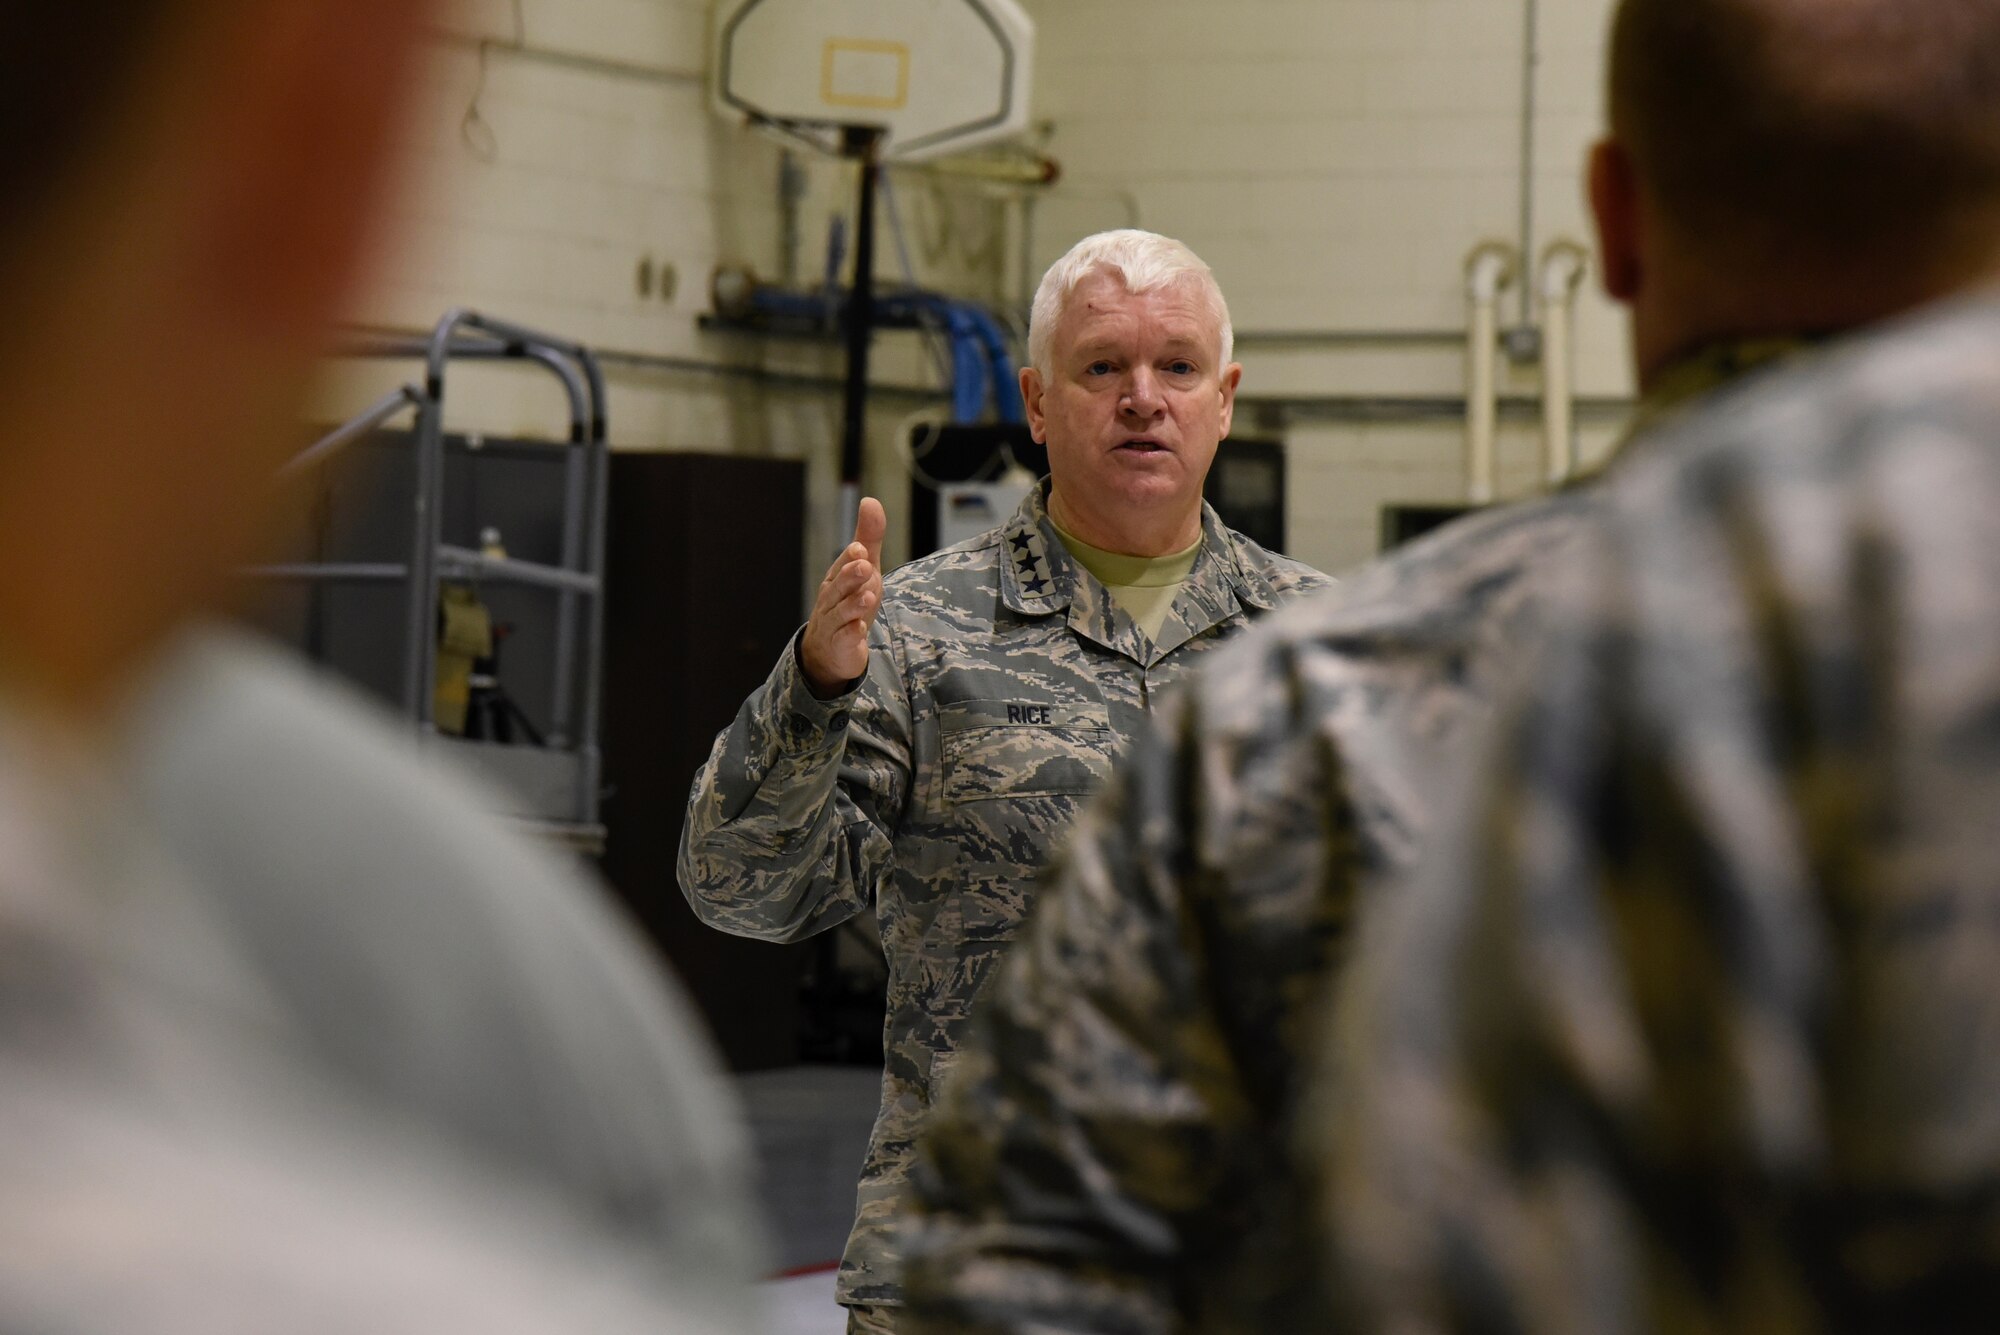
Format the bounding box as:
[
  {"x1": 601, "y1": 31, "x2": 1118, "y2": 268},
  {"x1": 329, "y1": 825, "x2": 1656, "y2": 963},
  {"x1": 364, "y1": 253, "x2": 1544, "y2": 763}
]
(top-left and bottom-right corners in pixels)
[
  {"x1": 678, "y1": 230, "x2": 1329, "y2": 1331},
  {"x1": 1318, "y1": 3, "x2": 2000, "y2": 1331},
  {"x1": 900, "y1": 1, "x2": 2000, "y2": 1331}
]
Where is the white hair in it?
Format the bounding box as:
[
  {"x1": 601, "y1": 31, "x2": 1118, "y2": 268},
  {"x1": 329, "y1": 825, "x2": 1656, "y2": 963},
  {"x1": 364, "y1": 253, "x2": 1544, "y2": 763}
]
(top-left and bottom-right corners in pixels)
[{"x1": 1027, "y1": 229, "x2": 1234, "y2": 374}]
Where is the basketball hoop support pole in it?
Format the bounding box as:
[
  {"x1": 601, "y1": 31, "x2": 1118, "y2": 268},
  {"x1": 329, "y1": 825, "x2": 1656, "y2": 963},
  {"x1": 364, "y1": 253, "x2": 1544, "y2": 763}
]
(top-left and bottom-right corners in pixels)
[{"x1": 836, "y1": 124, "x2": 886, "y2": 544}]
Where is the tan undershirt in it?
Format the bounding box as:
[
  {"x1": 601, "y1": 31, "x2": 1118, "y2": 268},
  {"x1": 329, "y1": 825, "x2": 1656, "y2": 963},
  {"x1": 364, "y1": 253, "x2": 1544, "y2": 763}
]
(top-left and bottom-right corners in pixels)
[{"x1": 1049, "y1": 518, "x2": 1202, "y2": 643}]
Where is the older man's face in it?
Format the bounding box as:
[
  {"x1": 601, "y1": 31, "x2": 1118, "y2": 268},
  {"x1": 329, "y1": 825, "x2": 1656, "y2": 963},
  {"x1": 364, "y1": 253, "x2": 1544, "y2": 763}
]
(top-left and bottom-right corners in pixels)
[{"x1": 1025, "y1": 273, "x2": 1241, "y2": 546}]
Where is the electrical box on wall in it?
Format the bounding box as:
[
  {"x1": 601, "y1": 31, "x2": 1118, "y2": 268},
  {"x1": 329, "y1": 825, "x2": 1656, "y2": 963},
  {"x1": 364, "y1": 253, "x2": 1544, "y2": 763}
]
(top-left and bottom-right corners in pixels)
[
  {"x1": 711, "y1": 0, "x2": 1034, "y2": 161},
  {"x1": 937, "y1": 478, "x2": 1035, "y2": 550},
  {"x1": 905, "y1": 426, "x2": 1295, "y2": 562}
]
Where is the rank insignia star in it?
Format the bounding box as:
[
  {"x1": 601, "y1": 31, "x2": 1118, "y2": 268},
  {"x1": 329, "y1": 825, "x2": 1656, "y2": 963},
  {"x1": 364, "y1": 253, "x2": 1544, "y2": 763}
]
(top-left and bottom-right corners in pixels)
[
  {"x1": 1009, "y1": 532, "x2": 1034, "y2": 554},
  {"x1": 1023, "y1": 576, "x2": 1050, "y2": 595}
]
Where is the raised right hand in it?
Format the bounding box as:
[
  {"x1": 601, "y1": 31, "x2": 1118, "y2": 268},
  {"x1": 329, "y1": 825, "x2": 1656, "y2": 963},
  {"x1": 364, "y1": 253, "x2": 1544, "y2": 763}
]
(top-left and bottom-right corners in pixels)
[{"x1": 800, "y1": 497, "x2": 886, "y2": 698}]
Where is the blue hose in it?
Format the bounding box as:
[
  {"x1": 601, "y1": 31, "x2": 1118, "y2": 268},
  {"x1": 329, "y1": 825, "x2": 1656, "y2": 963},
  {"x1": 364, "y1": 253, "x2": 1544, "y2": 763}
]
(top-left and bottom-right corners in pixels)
[{"x1": 743, "y1": 284, "x2": 1021, "y2": 426}]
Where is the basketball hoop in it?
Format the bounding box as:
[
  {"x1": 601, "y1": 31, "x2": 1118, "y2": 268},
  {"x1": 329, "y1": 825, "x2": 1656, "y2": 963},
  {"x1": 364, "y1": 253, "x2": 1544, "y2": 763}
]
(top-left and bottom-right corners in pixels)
[
  {"x1": 709, "y1": 0, "x2": 1037, "y2": 541},
  {"x1": 712, "y1": 0, "x2": 1034, "y2": 163}
]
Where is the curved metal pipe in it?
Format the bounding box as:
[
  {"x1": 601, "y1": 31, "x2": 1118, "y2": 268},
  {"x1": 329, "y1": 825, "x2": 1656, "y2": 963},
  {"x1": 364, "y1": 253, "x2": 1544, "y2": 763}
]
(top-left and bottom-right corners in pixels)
[
  {"x1": 1464, "y1": 242, "x2": 1519, "y2": 505},
  {"x1": 283, "y1": 385, "x2": 422, "y2": 478},
  {"x1": 401, "y1": 310, "x2": 610, "y2": 729},
  {"x1": 402, "y1": 310, "x2": 476, "y2": 721},
  {"x1": 1538, "y1": 240, "x2": 1590, "y2": 487},
  {"x1": 446, "y1": 314, "x2": 609, "y2": 754}
]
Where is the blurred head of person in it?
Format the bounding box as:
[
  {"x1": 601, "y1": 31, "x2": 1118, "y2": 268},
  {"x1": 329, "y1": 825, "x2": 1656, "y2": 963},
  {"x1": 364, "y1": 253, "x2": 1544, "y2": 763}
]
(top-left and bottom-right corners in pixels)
[
  {"x1": 1592, "y1": 0, "x2": 2000, "y2": 388},
  {"x1": 0, "y1": 0, "x2": 434, "y2": 723}
]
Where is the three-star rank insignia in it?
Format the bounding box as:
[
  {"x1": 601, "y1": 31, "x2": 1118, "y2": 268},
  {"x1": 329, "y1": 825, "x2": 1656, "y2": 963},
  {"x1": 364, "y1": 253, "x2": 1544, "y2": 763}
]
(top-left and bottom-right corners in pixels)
[{"x1": 1013, "y1": 537, "x2": 1049, "y2": 596}]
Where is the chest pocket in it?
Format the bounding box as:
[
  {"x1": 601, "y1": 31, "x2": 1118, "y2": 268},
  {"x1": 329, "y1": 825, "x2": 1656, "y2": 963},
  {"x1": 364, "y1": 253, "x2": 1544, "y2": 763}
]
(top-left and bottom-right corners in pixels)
[{"x1": 938, "y1": 699, "x2": 1114, "y2": 805}]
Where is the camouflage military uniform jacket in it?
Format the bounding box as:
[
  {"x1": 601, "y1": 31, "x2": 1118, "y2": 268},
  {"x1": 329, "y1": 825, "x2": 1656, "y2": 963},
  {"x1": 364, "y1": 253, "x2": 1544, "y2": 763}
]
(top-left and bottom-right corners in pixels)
[
  {"x1": 901, "y1": 344, "x2": 1806, "y2": 1335},
  {"x1": 1322, "y1": 296, "x2": 2000, "y2": 1334},
  {"x1": 900, "y1": 494, "x2": 1600, "y2": 1334},
  {"x1": 678, "y1": 482, "x2": 1328, "y2": 1309}
]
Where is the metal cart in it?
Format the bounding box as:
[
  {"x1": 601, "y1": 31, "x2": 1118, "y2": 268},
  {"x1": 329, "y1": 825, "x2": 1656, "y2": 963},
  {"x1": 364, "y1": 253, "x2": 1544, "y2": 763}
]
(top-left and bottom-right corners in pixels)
[{"x1": 254, "y1": 310, "x2": 610, "y2": 851}]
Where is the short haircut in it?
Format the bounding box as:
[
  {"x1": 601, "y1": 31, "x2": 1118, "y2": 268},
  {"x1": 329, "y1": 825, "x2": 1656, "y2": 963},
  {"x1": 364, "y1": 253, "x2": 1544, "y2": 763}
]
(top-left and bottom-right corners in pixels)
[
  {"x1": 1028, "y1": 229, "x2": 1234, "y2": 374},
  {"x1": 1610, "y1": 0, "x2": 2000, "y2": 274},
  {"x1": 0, "y1": 4, "x2": 179, "y2": 251}
]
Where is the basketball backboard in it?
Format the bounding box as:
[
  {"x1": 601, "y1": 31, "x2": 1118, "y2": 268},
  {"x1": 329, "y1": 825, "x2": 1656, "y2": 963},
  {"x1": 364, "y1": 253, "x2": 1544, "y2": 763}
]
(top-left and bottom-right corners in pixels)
[{"x1": 712, "y1": 0, "x2": 1034, "y2": 162}]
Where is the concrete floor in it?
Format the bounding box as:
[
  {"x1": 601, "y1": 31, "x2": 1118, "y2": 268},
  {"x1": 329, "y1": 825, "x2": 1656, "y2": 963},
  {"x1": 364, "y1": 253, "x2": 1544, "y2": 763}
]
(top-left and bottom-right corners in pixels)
[
  {"x1": 738, "y1": 1064, "x2": 880, "y2": 1271},
  {"x1": 762, "y1": 1269, "x2": 847, "y2": 1335}
]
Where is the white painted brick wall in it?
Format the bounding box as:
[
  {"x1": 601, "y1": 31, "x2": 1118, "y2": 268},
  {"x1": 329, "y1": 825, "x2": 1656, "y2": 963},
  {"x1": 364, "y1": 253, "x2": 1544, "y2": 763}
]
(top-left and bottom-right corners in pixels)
[
  {"x1": 338, "y1": 0, "x2": 1635, "y2": 594},
  {"x1": 1018, "y1": 0, "x2": 1632, "y2": 571},
  {"x1": 339, "y1": 0, "x2": 1019, "y2": 603}
]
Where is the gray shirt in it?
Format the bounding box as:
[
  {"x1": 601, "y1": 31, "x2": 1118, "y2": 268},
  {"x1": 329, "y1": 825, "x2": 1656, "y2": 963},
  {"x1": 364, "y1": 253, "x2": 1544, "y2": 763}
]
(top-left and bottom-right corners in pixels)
[
  {"x1": 0, "y1": 659, "x2": 746, "y2": 1334},
  {"x1": 122, "y1": 628, "x2": 764, "y2": 1331}
]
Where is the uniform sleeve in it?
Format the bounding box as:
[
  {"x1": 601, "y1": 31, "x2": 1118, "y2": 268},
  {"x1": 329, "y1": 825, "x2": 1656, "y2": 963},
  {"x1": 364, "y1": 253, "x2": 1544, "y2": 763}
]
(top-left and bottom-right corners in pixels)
[
  {"x1": 904, "y1": 681, "x2": 1354, "y2": 1335},
  {"x1": 677, "y1": 609, "x2": 913, "y2": 944},
  {"x1": 1316, "y1": 524, "x2": 1822, "y2": 1335}
]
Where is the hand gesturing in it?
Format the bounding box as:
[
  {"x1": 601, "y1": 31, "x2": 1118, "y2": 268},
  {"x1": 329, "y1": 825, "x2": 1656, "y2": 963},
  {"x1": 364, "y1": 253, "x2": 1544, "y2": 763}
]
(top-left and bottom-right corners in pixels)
[{"x1": 800, "y1": 497, "x2": 886, "y2": 699}]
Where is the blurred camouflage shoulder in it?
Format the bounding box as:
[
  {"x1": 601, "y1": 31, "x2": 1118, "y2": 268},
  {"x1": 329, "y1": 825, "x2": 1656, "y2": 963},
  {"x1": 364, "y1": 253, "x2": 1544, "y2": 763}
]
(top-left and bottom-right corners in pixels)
[{"x1": 1179, "y1": 490, "x2": 1603, "y2": 749}]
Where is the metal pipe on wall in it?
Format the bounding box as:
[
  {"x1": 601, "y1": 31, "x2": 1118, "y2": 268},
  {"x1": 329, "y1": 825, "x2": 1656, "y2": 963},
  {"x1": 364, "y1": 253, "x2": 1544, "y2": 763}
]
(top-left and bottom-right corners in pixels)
[
  {"x1": 1244, "y1": 392, "x2": 1634, "y2": 425},
  {"x1": 838, "y1": 126, "x2": 886, "y2": 547},
  {"x1": 1233, "y1": 328, "x2": 1465, "y2": 349},
  {"x1": 1464, "y1": 243, "x2": 1519, "y2": 505},
  {"x1": 1538, "y1": 240, "x2": 1590, "y2": 487},
  {"x1": 901, "y1": 151, "x2": 1060, "y2": 187},
  {"x1": 1517, "y1": 0, "x2": 1540, "y2": 329}
]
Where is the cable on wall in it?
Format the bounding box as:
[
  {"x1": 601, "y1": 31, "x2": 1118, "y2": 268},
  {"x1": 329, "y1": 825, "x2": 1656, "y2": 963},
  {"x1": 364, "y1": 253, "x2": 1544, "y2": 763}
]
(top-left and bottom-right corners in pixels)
[
  {"x1": 880, "y1": 174, "x2": 957, "y2": 386},
  {"x1": 443, "y1": 0, "x2": 705, "y2": 162},
  {"x1": 1517, "y1": 0, "x2": 1540, "y2": 330},
  {"x1": 457, "y1": 0, "x2": 524, "y2": 161}
]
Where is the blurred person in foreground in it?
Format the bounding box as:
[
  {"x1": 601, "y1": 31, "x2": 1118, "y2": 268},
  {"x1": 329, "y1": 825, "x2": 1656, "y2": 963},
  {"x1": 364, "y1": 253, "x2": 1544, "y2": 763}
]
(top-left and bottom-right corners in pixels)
[
  {"x1": 903, "y1": 0, "x2": 2000, "y2": 1331},
  {"x1": 0, "y1": 2, "x2": 752, "y2": 1330},
  {"x1": 1318, "y1": 1, "x2": 2000, "y2": 1331}
]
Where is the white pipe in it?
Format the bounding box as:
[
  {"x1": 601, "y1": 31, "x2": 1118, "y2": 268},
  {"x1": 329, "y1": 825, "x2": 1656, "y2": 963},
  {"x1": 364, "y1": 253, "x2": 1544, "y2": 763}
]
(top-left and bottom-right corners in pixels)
[
  {"x1": 1538, "y1": 240, "x2": 1590, "y2": 487},
  {"x1": 1464, "y1": 243, "x2": 1518, "y2": 505}
]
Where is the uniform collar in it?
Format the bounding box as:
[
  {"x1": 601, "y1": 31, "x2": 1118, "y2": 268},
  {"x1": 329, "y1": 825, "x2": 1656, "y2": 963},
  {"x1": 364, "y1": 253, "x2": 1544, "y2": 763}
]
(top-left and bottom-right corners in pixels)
[
  {"x1": 999, "y1": 480, "x2": 1277, "y2": 661},
  {"x1": 1589, "y1": 337, "x2": 1817, "y2": 482}
]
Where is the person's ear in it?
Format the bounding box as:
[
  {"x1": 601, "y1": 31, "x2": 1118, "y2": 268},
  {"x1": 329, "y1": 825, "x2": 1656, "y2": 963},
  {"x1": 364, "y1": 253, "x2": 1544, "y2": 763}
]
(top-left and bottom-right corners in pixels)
[
  {"x1": 1589, "y1": 137, "x2": 1644, "y2": 304},
  {"x1": 1021, "y1": 367, "x2": 1049, "y2": 444},
  {"x1": 1216, "y1": 362, "x2": 1243, "y2": 440},
  {"x1": 187, "y1": 0, "x2": 440, "y2": 342}
]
